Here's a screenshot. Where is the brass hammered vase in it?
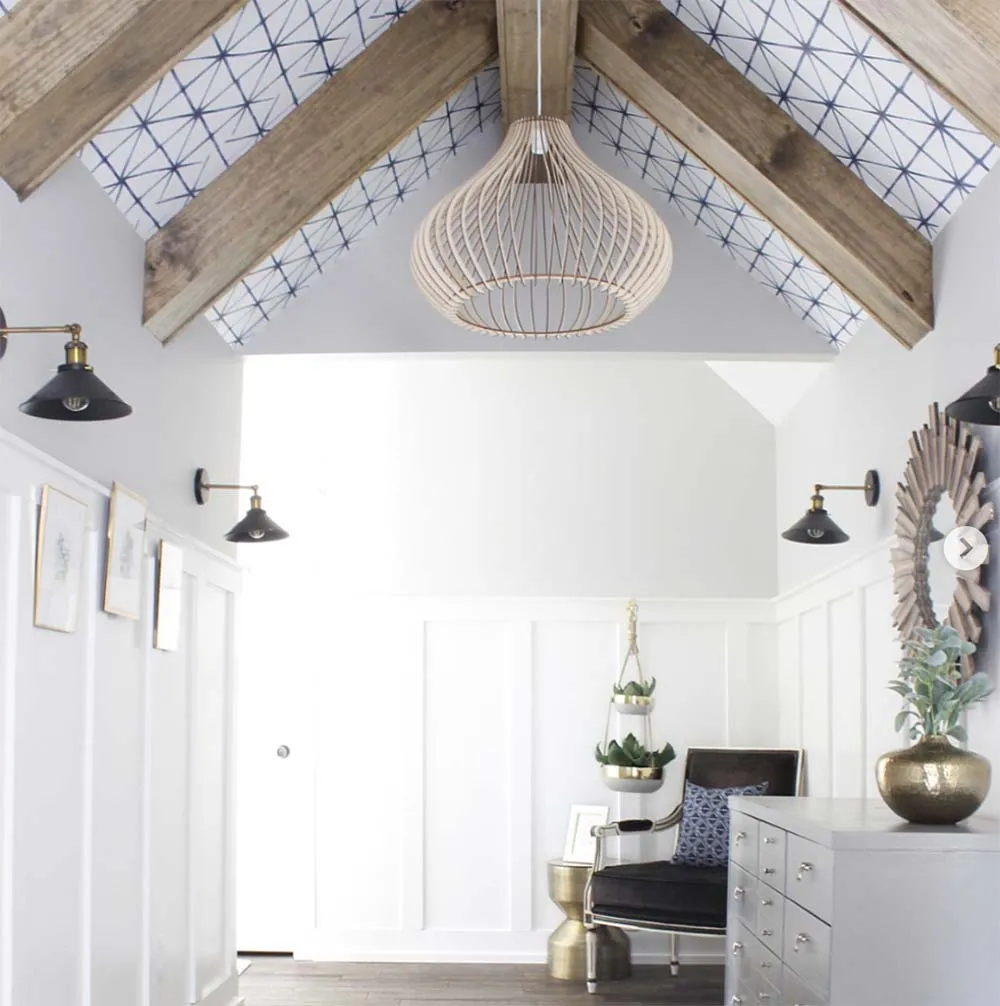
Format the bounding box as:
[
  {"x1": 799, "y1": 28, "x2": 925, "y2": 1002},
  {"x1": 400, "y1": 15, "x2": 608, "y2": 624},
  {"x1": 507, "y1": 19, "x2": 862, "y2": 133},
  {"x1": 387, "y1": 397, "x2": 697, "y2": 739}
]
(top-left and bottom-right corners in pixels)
[{"x1": 876, "y1": 735, "x2": 991, "y2": 825}]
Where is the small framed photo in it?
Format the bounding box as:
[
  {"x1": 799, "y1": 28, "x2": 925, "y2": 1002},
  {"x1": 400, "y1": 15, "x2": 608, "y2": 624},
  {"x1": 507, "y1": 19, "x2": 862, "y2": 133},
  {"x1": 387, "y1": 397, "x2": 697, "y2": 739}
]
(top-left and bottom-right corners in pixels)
[
  {"x1": 563, "y1": 804, "x2": 610, "y2": 865},
  {"x1": 103, "y1": 482, "x2": 148, "y2": 620},
  {"x1": 34, "y1": 485, "x2": 88, "y2": 633},
  {"x1": 154, "y1": 540, "x2": 184, "y2": 651}
]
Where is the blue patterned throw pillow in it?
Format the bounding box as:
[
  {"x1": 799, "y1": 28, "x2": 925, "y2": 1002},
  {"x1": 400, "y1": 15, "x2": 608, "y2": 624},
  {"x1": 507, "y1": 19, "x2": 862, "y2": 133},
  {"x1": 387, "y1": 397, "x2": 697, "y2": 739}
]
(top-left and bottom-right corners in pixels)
[{"x1": 672, "y1": 780, "x2": 769, "y2": 868}]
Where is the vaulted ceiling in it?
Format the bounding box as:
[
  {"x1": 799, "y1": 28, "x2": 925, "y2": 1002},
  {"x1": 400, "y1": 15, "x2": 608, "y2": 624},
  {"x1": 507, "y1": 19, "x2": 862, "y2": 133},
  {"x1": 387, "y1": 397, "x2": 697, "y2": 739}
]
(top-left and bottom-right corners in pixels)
[{"x1": 0, "y1": 0, "x2": 995, "y2": 352}]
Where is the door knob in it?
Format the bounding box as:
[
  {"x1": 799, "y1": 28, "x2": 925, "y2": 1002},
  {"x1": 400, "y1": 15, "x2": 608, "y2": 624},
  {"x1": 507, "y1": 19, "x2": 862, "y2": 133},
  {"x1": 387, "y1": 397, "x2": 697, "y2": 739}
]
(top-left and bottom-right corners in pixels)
[{"x1": 276, "y1": 745, "x2": 291, "y2": 758}]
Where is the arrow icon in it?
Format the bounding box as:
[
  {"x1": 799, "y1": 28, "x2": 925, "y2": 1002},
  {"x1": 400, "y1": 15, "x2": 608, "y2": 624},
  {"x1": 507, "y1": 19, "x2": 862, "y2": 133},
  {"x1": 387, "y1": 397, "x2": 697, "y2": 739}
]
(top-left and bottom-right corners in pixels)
[
  {"x1": 960, "y1": 536, "x2": 974, "y2": 558},
  {"x1": 944, "y1": 526, "x2": 989, "y2": 571}
]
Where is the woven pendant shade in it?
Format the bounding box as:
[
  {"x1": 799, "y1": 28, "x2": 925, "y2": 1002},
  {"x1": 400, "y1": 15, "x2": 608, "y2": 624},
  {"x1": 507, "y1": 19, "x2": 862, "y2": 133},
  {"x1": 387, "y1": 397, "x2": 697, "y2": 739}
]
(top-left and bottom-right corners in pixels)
[{"x1": 411, "y1": 117, "x2": 673, "y2": 337}]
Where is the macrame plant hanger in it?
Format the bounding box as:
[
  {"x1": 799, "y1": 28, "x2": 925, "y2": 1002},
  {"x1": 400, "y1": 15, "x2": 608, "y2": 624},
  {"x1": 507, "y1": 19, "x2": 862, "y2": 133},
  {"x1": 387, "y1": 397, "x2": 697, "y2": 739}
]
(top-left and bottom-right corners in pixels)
[{"x1": 599, "y1": 600, "x2": 668, "y2": 793}]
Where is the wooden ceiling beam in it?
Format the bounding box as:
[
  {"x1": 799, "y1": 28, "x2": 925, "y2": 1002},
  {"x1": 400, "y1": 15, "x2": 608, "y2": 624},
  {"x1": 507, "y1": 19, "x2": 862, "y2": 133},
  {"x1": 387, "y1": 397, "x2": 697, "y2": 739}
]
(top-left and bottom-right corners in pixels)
[
  {"x1": 577, "y1": 0, "x2": 934, "y2": 349},
  {"x1": 497, "y1": 0, "x2": 578, "y2": 125},
  {"x1": 837, "y1": 1, "x2": 1000, "y2": 144},
  {"x1": 0, "y1": 0, "x2": 250, "y2": 199},
  {"x1": 143, "y1": 0, "x2": 498, "y2": 343}
]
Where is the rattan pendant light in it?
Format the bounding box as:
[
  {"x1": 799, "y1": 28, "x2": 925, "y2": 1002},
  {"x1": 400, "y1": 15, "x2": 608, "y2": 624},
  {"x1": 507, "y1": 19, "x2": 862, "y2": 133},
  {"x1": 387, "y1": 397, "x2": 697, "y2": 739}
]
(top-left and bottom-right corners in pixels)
[{"x1": 410, "y1": 7, "x2": 672, "y2": 338}]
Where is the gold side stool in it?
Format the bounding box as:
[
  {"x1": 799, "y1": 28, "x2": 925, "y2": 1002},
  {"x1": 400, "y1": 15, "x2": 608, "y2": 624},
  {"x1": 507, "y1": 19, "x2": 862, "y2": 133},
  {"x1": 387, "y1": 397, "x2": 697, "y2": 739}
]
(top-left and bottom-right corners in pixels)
[{"x1": 546, "y1": 859, "x2": 630, "y2": 981}]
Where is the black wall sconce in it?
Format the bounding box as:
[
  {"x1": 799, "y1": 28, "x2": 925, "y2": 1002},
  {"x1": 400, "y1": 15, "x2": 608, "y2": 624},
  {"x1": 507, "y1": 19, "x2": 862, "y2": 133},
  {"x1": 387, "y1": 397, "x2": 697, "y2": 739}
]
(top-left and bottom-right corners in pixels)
[
  {"x1": 946, "y1": 345, "x2": 1000, "y2": 425},
  {"x1": 194, "y1": 468, "x2": 289, "y2": 543},
  {"x1": 0, "y1": 306, "x2": 132, "y2": 421},
  {"x1": 782, "y1": 470, "x2": 880, "y2": 544}
]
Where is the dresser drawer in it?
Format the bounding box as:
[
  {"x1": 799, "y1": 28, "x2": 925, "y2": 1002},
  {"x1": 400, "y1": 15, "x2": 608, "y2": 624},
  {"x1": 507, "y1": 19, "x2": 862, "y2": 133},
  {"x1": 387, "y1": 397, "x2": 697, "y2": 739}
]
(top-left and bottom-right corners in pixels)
[
  {"x1": 747, "y1": 930, "x2": 782, "y2": 991},
  {"x1": 755, "y1": 887, "x2": 784, "y2": 956},
  {"x1": 724, "y1": 922, "x2": 753, "y2": 1004},
  {"x1": 782, "y1": 900, "x2": 831, "y2": 998},
  {"x1": 729, "y1": 863, "x2": 757, "y2": 930},
  {"x1": 757, "y1": 823, "x2": 785, "y2": 889},
  {"x1": 785, "y1": 833, "x2": 834, "y2": 922},
  {"x1": 782, "y1": 965, "x2": 828, "y2": 1006},
  {"x1": 730, "y1": 811, "x2": 759, "y2": 874}
]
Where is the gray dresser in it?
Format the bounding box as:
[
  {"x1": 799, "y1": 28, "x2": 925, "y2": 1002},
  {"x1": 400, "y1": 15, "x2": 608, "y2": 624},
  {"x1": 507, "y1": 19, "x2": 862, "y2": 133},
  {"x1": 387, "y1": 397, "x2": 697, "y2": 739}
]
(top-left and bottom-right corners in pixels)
[{"x1": 723, "y1": 796, "x2": 1000, "y2": 1006}]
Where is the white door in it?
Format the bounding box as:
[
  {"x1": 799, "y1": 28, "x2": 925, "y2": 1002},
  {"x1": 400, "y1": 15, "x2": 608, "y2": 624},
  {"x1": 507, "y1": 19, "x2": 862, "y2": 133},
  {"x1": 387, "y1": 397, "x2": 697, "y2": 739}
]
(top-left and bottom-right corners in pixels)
[{"x1": 234, "y1": 568, "x2": 315, "y2": 953}]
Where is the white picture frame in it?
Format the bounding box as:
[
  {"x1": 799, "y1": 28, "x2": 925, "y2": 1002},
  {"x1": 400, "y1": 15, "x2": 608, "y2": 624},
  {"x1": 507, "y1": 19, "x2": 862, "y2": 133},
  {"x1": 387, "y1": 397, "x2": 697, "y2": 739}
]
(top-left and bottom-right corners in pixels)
[
  {"x1": 154, "y1": 540, "x2": 184, "y2": 651},
  {"x1": 103, "y1": 482, "x2": 148, "y2": 620},
  {"x1": 562, "y1": 804, "x2": 610, "y2": 865},
  {"x1": 34, "y1": 485, "x2": 88, "y2": 633}
]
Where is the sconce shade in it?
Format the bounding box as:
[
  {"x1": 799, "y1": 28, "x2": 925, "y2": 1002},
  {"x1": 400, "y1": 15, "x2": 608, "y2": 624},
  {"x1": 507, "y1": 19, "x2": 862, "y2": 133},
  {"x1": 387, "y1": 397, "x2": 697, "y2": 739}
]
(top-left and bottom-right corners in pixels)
[
  {"x1": 945, "y1": 358, "x2": 1000, "y2": 425},
  {"x1": 20, "y1": 363, "x2": 133, "y2": 421},
  {"x1": 781, "y1": 506, "x2": 850, "y2": 544},
  {"x1": 224, "y1": 502, "x2": 289, "y2": 543}
]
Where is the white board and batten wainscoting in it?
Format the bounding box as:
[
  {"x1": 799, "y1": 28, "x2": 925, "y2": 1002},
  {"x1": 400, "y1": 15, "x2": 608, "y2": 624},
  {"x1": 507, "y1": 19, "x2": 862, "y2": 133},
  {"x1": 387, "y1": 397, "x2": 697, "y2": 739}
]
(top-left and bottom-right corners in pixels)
[
  {"x1": 237, "y1": 595, "x2": 780, "y2": 963},
  {"x1": 0, "y1": 427, "x2": 242, "y2": 1006}
]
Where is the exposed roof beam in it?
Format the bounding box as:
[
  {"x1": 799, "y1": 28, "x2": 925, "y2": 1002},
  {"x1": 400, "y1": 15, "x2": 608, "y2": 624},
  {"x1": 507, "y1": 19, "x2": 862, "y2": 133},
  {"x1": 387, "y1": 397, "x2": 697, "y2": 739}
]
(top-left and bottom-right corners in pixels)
[
  {"x1": 497, "y1": 0, "x2": 578, "y2": 124},
  {"x1": 836, "y1": 0, "x2": 1000, "y2": 144},
  {"x1": 577, "y1": 0, "x2": 934, "y2": 349},
  {"x1": 143, "y1": 0, "x2": 498, "y2": 343},
  {"x1": 0, "y1": 0, "x2": 250, "y2": 199}
]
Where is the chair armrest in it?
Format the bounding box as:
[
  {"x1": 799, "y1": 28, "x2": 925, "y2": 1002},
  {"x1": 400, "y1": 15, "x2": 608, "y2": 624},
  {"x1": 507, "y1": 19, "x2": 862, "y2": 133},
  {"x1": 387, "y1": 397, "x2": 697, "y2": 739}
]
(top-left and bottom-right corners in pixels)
[{"x1": 592, "y1": 804, "x2": 683, "y2": 840}]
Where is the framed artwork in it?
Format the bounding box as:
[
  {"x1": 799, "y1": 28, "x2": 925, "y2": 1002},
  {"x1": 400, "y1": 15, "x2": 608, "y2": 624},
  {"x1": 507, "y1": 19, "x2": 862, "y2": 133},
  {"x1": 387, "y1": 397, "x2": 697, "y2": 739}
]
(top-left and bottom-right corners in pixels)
[
  {"x1": 103, "y1": 482, "x2": 148, "y2": 620},
  {"x1": 34, "y1": 485, "x2": 88, "y2": 633},
  {"x1": 563, "y1": 804, "x2": 610, "y2": 865},
  {"x1": 154, "y1": 540, "x2": 184, "y2": 651}
]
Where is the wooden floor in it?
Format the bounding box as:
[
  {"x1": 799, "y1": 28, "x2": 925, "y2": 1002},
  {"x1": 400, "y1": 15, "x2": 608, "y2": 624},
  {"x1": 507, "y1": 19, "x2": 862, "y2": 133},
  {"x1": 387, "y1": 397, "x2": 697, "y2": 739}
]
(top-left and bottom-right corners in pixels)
[{"x1": 239, "y1": 957, "x2": 725, "y2": 1006}]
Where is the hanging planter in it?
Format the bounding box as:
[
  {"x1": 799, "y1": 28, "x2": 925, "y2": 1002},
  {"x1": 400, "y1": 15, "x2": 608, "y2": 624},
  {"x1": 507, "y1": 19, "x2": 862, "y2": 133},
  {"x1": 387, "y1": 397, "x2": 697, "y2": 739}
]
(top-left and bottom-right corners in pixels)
[
  {"x1": 612, "y1": 679, "x2": 656, "y2": 716},
  {"x1": 596, "y1": 733, "x2": 676, "y2": 793},
  {"x1": 596, "y1": 601, "x2": 674, "y2": 794}
]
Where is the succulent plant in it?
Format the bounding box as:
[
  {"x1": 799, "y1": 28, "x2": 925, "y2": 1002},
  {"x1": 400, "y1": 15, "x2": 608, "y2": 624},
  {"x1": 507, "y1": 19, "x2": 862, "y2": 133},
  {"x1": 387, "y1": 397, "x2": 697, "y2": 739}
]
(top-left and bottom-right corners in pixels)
[
  {"x1": 595, "y1": 732, "x2": 675, "y2": 769},
  {"x1": 613, "y1": 678, "x2": 656, "y2": 698},
  {"x1": 890, "y1": 625, "x2": 993, "y2": 743}
]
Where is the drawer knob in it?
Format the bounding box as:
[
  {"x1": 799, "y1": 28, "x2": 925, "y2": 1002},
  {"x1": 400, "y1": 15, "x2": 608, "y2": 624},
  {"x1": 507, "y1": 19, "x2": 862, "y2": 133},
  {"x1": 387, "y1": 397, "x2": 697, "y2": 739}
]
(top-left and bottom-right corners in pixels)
[
  {"x1": 763, "y1": 836, "x2": 777, "y2": 844},
  {"x1": 796, "y1": 862, "x2": 814, "y2": 881},
  {"x1": 762, "y1": 867, "x2": 776, "y2": 875},
  {"x1": 730, "y1": 997, "x2": 744, "y2": 1005},
  {"x1": 761, "y1": 928, "x2": 774, "y2": 937},
  {"x1": 793, "y1": 932, "x2": 811, "y2": 952},
  {"x1": 760, "y1": 898, "x2": 773, "y2": 907},
  {"x1": 759, "y1": 960, "x2": 772, "y2": 969},
  {"x1": 734, "y1": 831, "x2": 748, "y2": 844},
  {"x1": 733, "y1": 886, "x2": 746, "y2": 900},
  {"x1": 731, "y1": 941, "x2": 744, "y2": 956}
]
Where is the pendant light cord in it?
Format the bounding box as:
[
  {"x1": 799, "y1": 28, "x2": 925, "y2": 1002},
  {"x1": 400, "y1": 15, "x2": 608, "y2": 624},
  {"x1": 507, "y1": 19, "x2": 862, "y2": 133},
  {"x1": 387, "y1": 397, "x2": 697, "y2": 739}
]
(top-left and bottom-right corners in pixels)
[{"x1": 536, "y1": 0, "x2": 542, "y2": 117}]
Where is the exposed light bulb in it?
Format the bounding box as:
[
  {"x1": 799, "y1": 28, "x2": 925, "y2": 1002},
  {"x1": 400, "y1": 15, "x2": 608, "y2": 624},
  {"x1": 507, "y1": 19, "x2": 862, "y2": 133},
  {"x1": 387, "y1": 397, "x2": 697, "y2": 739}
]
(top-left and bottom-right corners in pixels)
[
  {"x1": 807, "y1": 528, "x2": 825, "y2": 539},
  {"x1": 62, "y1": 396, "x2": 90, "y2": 412},
  {"x1": 248, "y1": 528, "x2": 265, "y2": 540}
]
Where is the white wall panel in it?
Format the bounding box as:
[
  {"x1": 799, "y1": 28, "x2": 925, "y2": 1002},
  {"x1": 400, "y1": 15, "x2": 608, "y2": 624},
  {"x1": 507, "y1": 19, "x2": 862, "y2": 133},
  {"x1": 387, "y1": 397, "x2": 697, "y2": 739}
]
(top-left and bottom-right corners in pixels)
[
  {"x1": 799, "y1": 606, "x2": 831, "y2": 797},
  {"x1": 424, "y1": 621, "x2": 520, "y2": 933},
  {"x1": 90, "y1": 602, "x2": 147, "y2": 1006},
  {"x1": 829, "y1": 592, "x2": 865, "y2": 797}
]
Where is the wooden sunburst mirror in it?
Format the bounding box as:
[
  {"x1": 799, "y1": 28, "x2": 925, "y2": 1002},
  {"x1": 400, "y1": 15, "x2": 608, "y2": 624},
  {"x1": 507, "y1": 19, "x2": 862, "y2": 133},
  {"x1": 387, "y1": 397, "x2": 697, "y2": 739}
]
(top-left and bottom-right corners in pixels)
[{"x1": 891, "y1": 403, "x2": 994, "y2": 677}]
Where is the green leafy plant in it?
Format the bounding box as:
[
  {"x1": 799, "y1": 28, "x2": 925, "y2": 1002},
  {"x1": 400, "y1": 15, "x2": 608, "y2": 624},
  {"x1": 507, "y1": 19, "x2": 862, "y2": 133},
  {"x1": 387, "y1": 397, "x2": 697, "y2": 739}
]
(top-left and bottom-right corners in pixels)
[
  {"x1": 595, "y1": 732, "x2": 676, "y2": 769},
  {"x1": 890, "y1": 626, "x2": 993, "y2": 743},
  {"x1": 613, "y1": 678, "x2": 656, "y2": 698}
]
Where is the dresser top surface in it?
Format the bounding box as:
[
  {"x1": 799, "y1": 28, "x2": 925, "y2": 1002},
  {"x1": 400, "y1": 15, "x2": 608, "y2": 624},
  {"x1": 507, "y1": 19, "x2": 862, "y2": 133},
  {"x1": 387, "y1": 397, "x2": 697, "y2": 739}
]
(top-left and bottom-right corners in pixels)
[{"x1": 729, "y1": 796, "x2": 1000, "y2": 851}]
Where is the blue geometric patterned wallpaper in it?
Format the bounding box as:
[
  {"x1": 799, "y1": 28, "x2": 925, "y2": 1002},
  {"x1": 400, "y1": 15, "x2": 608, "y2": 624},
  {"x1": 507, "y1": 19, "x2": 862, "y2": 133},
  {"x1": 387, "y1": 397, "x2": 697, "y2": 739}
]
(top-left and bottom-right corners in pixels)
[{"x1": 0, "y1": 0, "x2": 995, "y2": 348}]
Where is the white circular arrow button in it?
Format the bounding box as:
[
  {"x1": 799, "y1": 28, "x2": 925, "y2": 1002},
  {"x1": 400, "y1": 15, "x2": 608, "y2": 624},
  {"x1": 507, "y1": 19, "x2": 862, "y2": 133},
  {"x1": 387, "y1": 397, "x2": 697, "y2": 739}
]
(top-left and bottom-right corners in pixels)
[{"x1": 943, "y1": 526, "x2": 989, "y2": 571}]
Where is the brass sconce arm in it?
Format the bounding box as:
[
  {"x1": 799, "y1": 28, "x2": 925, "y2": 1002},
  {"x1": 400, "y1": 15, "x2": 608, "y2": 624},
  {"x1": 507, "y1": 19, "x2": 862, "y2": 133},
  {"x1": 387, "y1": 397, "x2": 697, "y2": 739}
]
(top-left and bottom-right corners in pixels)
[{"x1": 0, "y1": 307, "x2": 85, "y2": 363}]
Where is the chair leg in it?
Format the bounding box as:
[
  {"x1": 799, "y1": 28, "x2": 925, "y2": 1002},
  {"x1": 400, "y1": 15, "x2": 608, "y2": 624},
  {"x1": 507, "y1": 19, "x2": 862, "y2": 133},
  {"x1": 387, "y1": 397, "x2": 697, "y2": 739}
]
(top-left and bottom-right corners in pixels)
[
  {"x1": 669, "y1": 932, "x2": 679, "y2": 977},
  {"x1": 585, "y1": 924, "x2": 598, "y2": 994}
]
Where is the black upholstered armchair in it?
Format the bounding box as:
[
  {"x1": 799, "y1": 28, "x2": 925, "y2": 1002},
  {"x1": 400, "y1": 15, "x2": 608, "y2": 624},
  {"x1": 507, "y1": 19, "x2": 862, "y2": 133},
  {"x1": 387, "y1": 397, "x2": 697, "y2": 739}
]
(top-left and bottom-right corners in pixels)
[{"x1": 583, "y1": 747, "x2": 803, "y2": 993}]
